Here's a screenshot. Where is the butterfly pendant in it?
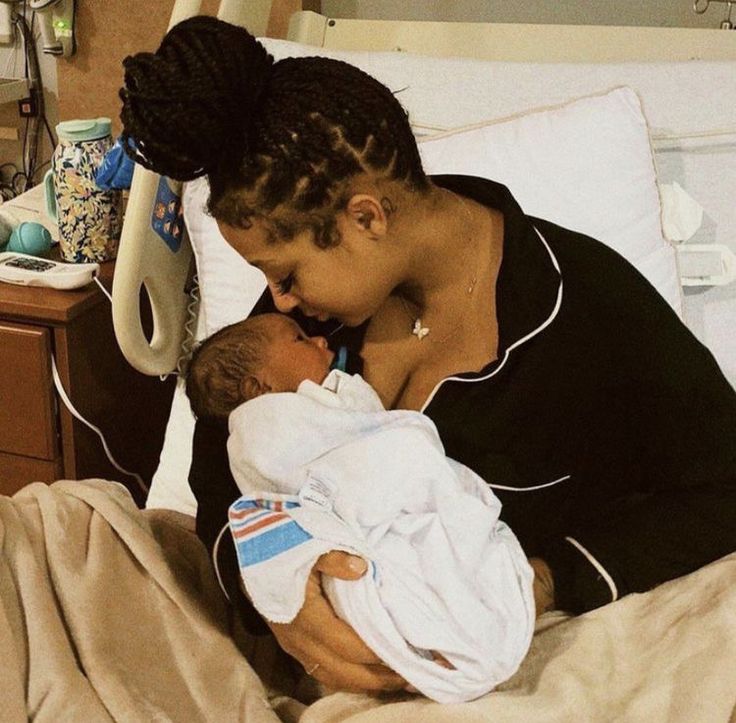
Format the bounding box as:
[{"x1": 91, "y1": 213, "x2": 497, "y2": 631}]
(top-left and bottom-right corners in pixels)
[{"x1": 412, "y1": 318, "x2": 430, "y2": 341}]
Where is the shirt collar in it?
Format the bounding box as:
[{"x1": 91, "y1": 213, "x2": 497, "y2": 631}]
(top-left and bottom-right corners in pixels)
[{"x1": 432, "y1": 175, "x2": 562, "y2": 359}]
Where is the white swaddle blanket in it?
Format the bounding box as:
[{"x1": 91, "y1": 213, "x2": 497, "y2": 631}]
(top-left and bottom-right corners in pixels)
[{"x1": 227, "y1": 370, "x2": 534, "y2": 703}]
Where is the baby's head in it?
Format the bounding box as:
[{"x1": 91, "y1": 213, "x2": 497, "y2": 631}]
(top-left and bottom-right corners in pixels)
[{"x1": 186, "y1": 313, "x2": 334, "y2": 420}]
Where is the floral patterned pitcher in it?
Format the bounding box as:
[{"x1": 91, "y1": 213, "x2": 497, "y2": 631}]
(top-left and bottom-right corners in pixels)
[{"x1": 44, "y1": 118, "x2": 122, "y2": 263}]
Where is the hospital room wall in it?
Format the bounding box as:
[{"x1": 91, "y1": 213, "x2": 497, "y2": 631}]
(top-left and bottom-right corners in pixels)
[
  {"x1": 53, "y1": 0, "x2": 311, "y2": 135},
  {"x1": 321, "y1": 1, "x2": 721, "y2": 29},
  {"x1": 0, "y1": 0, "x2": 306, "y2": 168}
]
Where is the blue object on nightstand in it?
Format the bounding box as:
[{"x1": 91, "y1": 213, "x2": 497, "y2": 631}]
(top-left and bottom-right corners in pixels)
[{"x1": 6, "y1": 222, "x2": 52, "y2": 257}]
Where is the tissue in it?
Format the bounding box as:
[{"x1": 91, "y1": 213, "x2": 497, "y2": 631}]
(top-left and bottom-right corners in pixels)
[{"x1": 659, "y1": 182, "x2": 704, "y2": 243}]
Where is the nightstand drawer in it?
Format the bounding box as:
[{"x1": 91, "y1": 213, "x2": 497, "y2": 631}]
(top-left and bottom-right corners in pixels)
[{"x1": 0, "y1": 321, "x2": 58, "y2": 460}]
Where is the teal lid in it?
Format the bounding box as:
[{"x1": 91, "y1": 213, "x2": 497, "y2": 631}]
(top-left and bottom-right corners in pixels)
[{"x1": 56, "y1": 118, "x2": 112, "y2": 142}]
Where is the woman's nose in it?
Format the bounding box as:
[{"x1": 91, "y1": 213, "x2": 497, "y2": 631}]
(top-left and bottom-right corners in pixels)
[{"x1": 267, "y1": 282, "x2": 300, "y2": 312}]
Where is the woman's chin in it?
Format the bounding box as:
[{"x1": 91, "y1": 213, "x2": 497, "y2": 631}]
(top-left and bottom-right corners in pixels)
[{"x1": 337, "y1": 313, "x2": 371, "y2": 327}]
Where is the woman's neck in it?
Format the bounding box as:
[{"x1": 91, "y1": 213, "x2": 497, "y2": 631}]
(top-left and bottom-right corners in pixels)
[{"x1": 393, "y1": 184, "x2": 503, "y2": 314}]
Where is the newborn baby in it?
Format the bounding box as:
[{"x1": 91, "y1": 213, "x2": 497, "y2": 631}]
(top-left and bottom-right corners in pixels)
[{"x1": 186, "y1": 313, "x2": 535, "y2": 703}]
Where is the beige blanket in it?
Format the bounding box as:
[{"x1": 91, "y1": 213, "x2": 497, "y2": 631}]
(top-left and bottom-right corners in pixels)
[
  {"x1": 2, "y1": 480, "x2": 735, "y2": 722},
  {"x1": 0, "y1": 480, "x2": 280, "y2": 723}
]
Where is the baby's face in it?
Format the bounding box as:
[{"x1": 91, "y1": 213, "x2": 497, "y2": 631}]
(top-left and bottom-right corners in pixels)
[{"x1": 262, "y1": 316, "x2": 335, "y2": 392}]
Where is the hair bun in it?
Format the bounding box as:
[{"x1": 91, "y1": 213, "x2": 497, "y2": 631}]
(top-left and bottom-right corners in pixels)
[{"x1": 120, "y1": 16, "x2": 274, "y2": 180}]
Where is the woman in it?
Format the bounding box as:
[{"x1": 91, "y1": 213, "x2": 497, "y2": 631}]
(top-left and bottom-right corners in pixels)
[{"x1": 120, "y1": 16, "x2": 736, "y2": 694}]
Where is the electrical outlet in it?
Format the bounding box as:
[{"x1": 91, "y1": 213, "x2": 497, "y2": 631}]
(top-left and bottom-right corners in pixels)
[{"x1": 18, "y1": 91, "x2": 40, "y2": 118}]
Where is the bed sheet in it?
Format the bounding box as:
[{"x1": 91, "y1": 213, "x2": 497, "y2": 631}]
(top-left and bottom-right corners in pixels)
[{"x1": 3, "y1": 480, "x2": 735, "y2": 722}]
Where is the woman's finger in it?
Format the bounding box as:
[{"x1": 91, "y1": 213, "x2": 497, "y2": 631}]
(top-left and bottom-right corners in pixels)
[
  {"x1": 273, "y1": 571, "x2": 384, "y2": 665},
  {"x1": 271, "y1": 576, "x2": 382, "y2": 665},
  {"x1": 271, "y1": 611, "x2": 406, "y2": 691},
  {"x1": 266, "y1": 560, "x2": 408, "y2": 692},
  {"x1": 310, "y1": 659, "x2": 407, "y2": 693},
  {"x1": 314, "y1": 550, "x2": 367, "y2": 580}
]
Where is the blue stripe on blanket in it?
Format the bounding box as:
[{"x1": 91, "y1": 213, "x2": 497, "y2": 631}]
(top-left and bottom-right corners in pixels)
[{"x1": 234, "y1": 520, "x2": 313, "y2": 567}]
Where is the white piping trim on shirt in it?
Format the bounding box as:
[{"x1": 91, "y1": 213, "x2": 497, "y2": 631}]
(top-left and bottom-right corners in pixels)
[
  {"x1": 488, "y1": 474, "x2": 571, "y2": 492},
  {"x1": 564, "y1": 536, "x2": 619, "y2": 603},
  {"x1": 420, "y1": 226, "x2": 563, "y2": 413},
  {"x1": 213, "y1": 523, "x2": 232, "y2": 601}
]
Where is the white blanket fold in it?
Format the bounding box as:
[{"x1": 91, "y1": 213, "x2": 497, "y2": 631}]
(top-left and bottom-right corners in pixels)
[{"x1": 227, "y1": 371, "x2": 535, "y2": 704}]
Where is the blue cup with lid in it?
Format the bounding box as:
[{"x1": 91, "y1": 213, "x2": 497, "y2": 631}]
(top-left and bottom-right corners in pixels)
[{"x1": 44, "y1": 117, "x2": 122, "y2": 263}]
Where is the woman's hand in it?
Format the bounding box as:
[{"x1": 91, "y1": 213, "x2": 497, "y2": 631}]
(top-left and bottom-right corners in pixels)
[
  {"x1": 267, "y1": 551, "x2": 408, "y2": 693},
  {"x1": 529, "y1": 557, "x2": 556, "y2": 616}
]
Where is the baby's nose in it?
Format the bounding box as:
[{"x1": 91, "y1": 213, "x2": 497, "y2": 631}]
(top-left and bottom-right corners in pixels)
[{"x1": 310, "y1": 335, "x2": 328, "y2": 349}]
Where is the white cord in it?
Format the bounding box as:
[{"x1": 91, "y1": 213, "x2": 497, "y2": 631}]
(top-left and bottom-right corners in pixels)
[
  {"x1": 175, "y1": 272, "x2": 200, "y2": 377},
  {"x1": 650, "y1": 127, "x2": 736, "y2": 144},
  {"x1": 411, "y1": 120, "x2": 736, "y2": 144},
  {"x1": 93, "y1": 275, "x2": 112, "y2": 302},
  {"x1": 51, "y1": 353, "x2": 149, "y2": 496},
  {"x1": 487, "y1": 474, "x2": 571, "y2": 492}
]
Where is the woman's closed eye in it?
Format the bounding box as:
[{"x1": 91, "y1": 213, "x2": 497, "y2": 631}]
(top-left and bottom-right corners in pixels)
[{"x1": 275, "y1": 272, "x2": 295, "y2": 295}]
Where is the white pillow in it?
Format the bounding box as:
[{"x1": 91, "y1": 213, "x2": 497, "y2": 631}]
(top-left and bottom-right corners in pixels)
[
  {"x1": 146, "y1": 87, "x2": 679, "y2": 515},
  {"x1": 418, "y1": 87, "x2": 681, "y2": 315},
  {"x1": 145, "y1": 181, "x2": 267, "y2": 514},
  {"x1": 183, "y1": 178, "x2": 267, "y2": 338}
]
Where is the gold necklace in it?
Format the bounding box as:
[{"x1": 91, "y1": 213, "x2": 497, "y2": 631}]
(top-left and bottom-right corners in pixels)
[{"x1": 402, "y1": 191, "x2": 482, "y2": 343}]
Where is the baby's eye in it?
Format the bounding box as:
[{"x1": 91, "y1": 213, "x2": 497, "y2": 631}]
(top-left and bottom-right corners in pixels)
[{"x1": 275, "y1": 272, "x2": 295, "y2": 295}]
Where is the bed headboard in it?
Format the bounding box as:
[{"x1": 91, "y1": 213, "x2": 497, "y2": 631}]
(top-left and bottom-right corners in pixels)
[
  {"x1": 112, "y1": 5, "x2": 736, "y2": 376},
  {"x1": 111, "y1": 0, "x2": 278, "y2": 376},
  {"x1": 289, "y1": 11, "x2": 736, "y2": 62}
]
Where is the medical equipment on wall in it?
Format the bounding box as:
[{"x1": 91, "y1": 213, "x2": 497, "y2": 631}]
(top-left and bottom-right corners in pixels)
[
  {"x1": 28, "y1": 0, "x2": 75, "y2": 55},
  {"x1": 0, "y1": 0, "x2": 76, "y2": 54}
]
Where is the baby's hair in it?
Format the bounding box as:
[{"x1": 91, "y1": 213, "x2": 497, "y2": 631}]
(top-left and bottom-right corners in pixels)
[
  {"x1": 185, "y1": 315, "x2": 274, "y2": 420},
  {"x1": 120, "y1": 16, "x2": 428, "y2": 247}
]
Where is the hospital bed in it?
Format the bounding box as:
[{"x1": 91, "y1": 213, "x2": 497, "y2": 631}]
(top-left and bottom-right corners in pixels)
[{"x1": 3, "y1": 1, "x2": 736, "y2": 720}]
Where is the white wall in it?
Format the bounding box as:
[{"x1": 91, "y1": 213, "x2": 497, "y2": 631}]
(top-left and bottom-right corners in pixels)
[{"x1": 321, "y1": 0, "x2": 728, "y2": 29}]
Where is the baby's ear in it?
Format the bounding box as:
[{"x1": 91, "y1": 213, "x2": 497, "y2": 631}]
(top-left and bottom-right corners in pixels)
[{"x1": 241, "y1": 375, "x2": 270, "y2": 401}]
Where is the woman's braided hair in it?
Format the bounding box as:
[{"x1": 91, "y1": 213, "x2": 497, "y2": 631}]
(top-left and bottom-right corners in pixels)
[{"x1": 120, "y1": 16, "x2": 428, "y2": 245}]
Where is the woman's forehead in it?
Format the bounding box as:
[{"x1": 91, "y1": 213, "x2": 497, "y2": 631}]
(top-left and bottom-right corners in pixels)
[
  {"x1": 217, "y1": 219, "x2": 269, "y2": 260},
  {"x1": 217, "y1": 218, "x2": 316, "y2": 270}
]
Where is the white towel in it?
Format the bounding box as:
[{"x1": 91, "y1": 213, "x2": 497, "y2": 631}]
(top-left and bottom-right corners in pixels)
[{"x1": 227, "y1": 371, "x2": 535, "y2": 703}]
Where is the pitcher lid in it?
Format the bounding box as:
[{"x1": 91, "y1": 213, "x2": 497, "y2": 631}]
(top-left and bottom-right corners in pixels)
[{"x1": 56, "y1": 118, "x2": 112, "y2": 142}]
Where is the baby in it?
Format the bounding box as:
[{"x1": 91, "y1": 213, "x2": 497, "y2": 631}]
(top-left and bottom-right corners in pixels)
[{"x1": 186, "y1": 313, "x2": 535, "y2": 704}]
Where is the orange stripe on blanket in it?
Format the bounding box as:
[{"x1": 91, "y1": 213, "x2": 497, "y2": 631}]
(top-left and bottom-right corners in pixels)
[
  {"x1": 230, "y1": 506, "x2": 263, "y2": 520},
  {"x1": 233, "y1": 512, "x2": 288, "y2": 538}
]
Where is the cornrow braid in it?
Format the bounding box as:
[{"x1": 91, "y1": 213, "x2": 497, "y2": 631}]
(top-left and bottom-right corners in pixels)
[{"x1": 120, "y1": 16, "x2": 428, "y2": 244}]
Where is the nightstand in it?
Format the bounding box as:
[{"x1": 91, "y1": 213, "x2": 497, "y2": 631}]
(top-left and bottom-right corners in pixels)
[{"x1": 0, "y1": 187, "x2": 175, "y2": 500}]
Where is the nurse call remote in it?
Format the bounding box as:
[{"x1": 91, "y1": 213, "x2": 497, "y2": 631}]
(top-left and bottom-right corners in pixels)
[{"x1": 0, "y1": 252, "x2": 99, "y2": 290}]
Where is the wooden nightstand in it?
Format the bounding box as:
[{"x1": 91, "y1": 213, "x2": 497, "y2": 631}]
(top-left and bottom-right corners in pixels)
[
  {"x1": 0, "y1": 259, "x2": 175, "y2": 500},
  {"x1": 0, "y1": 189, "x2": 175, "y2": 501}
]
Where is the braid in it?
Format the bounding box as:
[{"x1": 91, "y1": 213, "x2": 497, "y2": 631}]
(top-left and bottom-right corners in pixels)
[
  {"x1": 120, "y1": 16, "x2": 273, "y2": 181},
  {"x1": 120, "y1": 16, "x2": 428, "y2": 242}
]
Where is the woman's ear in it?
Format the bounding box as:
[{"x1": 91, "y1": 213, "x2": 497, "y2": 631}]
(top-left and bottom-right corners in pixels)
[
  {"x1": 345, "y1": 194, "x2": 388, "y2": 238},
  {"x1": 240, "y1": 374, "x2": 270, "y2": 401}
]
